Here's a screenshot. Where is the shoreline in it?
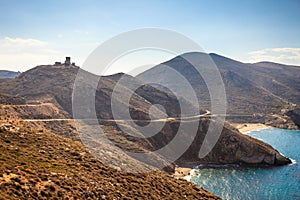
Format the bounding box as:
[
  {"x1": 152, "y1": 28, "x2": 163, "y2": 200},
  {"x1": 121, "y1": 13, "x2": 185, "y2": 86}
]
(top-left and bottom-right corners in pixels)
[
  {"x1": 174, "y1": 123, "x2": 273, "y2": 180},
  {"x1": 231, "y1": 123, "x2": 271, "y2": 134},
  {"x1": 174, "y1": 167, "x2": 193, "y2": 180}
]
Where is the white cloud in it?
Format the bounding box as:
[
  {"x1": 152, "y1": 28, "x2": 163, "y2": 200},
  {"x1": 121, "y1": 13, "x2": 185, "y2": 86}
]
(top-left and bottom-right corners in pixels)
[
  {"x1": 2, "y1": 37, "x2": 48, "y2": 47},
  {"x1": 0, "y1": 37, "x2": 64, "y2": 71},
  {"x1": 247, "y1": 48, "x2": 300, "y2": 66}
]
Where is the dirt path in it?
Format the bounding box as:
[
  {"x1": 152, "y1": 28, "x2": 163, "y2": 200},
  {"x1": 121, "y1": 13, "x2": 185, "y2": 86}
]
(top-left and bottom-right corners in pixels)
[
  {"x1": 1, "y1": 103, "x2": 254, "y2": 124},
  {"x1": 0, "y1": 102, "x2": 53, "y2": 108}
]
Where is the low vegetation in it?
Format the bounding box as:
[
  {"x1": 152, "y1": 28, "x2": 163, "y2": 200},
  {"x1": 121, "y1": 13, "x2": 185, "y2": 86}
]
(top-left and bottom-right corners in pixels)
[{"x1": 0, "y1": 122, "x2": 220, "y2": 199}]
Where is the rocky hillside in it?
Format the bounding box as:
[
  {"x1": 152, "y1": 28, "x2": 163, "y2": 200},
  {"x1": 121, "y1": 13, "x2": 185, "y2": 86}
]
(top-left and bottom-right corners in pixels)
[
  {"x1": 126, "y1": 117, "x2": 291, "y2": 167},
  {"x1": 0, "y1": 122, "x2": 219, "y2": 199},
  {"x1": 181, "y1": 119, "x2": 290, "y2": 165},
  {"x1": 286, "y1": 108, "x2": 300, "y2": 128},
  {"x1": 0, "y1": 94, "x2": 25, "y2": 105},
  {"x1": 0, "y1": 65, "x2": 200, "y2": 120},
  {"x1": 0, "y1": 62, "x2": 294, "y2": 198},
  {"x1": 137, "y1": 52, "x2": 300, "y2": 124},
  {"x1": 210, "y1": 53, "x2": 300, "y2": 107},
  {"x1": 0, "y1": 64, "x2": 292, "y2": 167}
]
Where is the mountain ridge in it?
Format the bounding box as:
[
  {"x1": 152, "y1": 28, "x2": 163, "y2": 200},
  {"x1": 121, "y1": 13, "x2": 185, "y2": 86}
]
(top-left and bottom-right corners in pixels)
[{"x1": 137, "y1": 52, "x2": 300, "y2": 128}]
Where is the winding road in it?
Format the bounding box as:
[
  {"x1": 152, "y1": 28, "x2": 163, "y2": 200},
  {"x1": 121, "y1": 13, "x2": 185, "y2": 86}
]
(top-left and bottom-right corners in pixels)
[{"x1": 1, "y1": 103, "x2": 253, "y2": 123}]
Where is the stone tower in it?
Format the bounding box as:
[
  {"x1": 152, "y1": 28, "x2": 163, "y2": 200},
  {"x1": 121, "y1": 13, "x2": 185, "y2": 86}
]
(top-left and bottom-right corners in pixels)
[{"x1": 65, "y1": 57, "x2": 71, "y2": 66}]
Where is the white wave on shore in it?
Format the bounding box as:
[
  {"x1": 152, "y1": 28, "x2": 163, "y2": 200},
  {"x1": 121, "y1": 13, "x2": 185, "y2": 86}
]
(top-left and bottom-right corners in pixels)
[{"x1": 183, "y1": 169, "x2": 196, "y2": 182}]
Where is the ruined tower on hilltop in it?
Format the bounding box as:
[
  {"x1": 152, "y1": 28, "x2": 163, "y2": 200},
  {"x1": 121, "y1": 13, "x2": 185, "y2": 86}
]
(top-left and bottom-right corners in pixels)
[
  {"x1": 54, "y1": 57, "x2": 75, "y2": 67},
  {"x1": 64, "y1": 57, "x2": 71, "y2": 66}
]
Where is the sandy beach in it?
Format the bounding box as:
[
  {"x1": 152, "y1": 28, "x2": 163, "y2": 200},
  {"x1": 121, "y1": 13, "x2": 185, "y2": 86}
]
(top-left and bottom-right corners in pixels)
[{"x1": 232, "y1": 123, "x2": 271, "y2": 134}]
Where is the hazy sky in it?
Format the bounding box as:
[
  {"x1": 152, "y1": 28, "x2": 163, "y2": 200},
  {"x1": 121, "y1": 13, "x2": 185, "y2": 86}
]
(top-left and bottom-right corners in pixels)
[{"x1": 0, "y1": 0, "x2": 300, "y2": 72}]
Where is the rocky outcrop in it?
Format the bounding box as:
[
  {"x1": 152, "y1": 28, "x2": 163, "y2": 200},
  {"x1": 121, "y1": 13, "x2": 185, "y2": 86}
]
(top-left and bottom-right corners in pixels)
[
  {"x1": 161, "y1": 119, "x2": 292, "y2": 167},
  {"x1": 285, "y1": 108, "x2": 300, "y2": 129},
  {"x1": 203, "y1": 120, "x2": 291, "y2": 166},
  {"x1": 265, "y1": 113, "x2": 299, "y2": 130}
]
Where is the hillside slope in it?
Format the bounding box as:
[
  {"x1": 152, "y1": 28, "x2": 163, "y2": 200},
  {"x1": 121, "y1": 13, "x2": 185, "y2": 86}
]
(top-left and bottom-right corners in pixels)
[
  {"x1": 0, "y1": 64, "x2": 292, "y2": 168},
  {"x1": 0, "y1": 65, "x2": 200, "y2": 120},
  {"x1": 137, "y1": 52, "x2": 293, "y2": 115},
  {"x1": 137, "y1": 52, "x2": 300, "y2": 128},
  {"x1": 210, "y1": 54, "x2": 300, "y2": 105},
  {"x1": 0, "y1": 122, "x2": 219, "y2": 199}
]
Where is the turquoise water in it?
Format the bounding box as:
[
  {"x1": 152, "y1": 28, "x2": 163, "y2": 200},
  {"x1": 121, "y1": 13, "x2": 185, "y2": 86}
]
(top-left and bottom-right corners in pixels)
[{"x1": 191, "y1": 128, "x2": 300, "y2": 200}]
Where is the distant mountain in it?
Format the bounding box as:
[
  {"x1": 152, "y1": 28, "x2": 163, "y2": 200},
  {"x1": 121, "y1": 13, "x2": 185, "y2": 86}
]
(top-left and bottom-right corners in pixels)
[
  {"x1": 138, "y1": 52, "x2": 300, "y2": 119},
  {"x1": 0, "y1": 70, "x2": 21, "y2": 79},
  {"x1": 210, "y1": 54, "x2": 300, "y2": 106}
]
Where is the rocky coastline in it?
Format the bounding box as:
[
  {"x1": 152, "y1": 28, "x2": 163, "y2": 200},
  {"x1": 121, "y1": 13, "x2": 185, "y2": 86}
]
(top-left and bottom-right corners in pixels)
[{"x1": 174, "y1": 121, "x2": 295, "y2": 180}]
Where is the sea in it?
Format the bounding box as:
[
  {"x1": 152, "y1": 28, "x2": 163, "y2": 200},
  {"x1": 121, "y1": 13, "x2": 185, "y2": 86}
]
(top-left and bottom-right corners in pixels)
[{"x1": 191, "y1": 128, "x2": 300, "y2": 200}]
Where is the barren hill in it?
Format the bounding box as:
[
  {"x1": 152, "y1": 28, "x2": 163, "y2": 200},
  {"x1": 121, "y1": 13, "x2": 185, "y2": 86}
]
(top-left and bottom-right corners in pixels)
[
  {"x1": 0, "y1": 61, "x2": 295, "y2": 199},
  {"x1": 0, "y1": 64, "x2": 292, "y2": 168},
  {"x1": 0, "y1": 65, "x2": 199, "y2": 120},
  {"x1": 137, "y1": 52, "x2": 300, "y2": 127},
  {"x1": 0, "y1": 122, "x2": 219, "y2": 199}
]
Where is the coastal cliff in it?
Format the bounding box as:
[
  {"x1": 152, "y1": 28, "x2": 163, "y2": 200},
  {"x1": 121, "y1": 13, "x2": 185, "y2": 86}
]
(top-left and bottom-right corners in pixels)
[{"x1": 145, "y1": 118, "x2": 291, "y2": 168}]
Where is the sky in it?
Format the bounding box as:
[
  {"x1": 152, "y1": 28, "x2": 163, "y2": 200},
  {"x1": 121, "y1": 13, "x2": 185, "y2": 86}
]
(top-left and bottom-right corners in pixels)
[{"x1": 0, "y1": 0, "x2": 300, "y2": 72}]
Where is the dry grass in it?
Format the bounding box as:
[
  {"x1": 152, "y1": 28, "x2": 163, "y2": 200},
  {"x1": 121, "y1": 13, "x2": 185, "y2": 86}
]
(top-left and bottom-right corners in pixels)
[{"x1": 0, "y1": 122, "x2": 220, "y2": 199}]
